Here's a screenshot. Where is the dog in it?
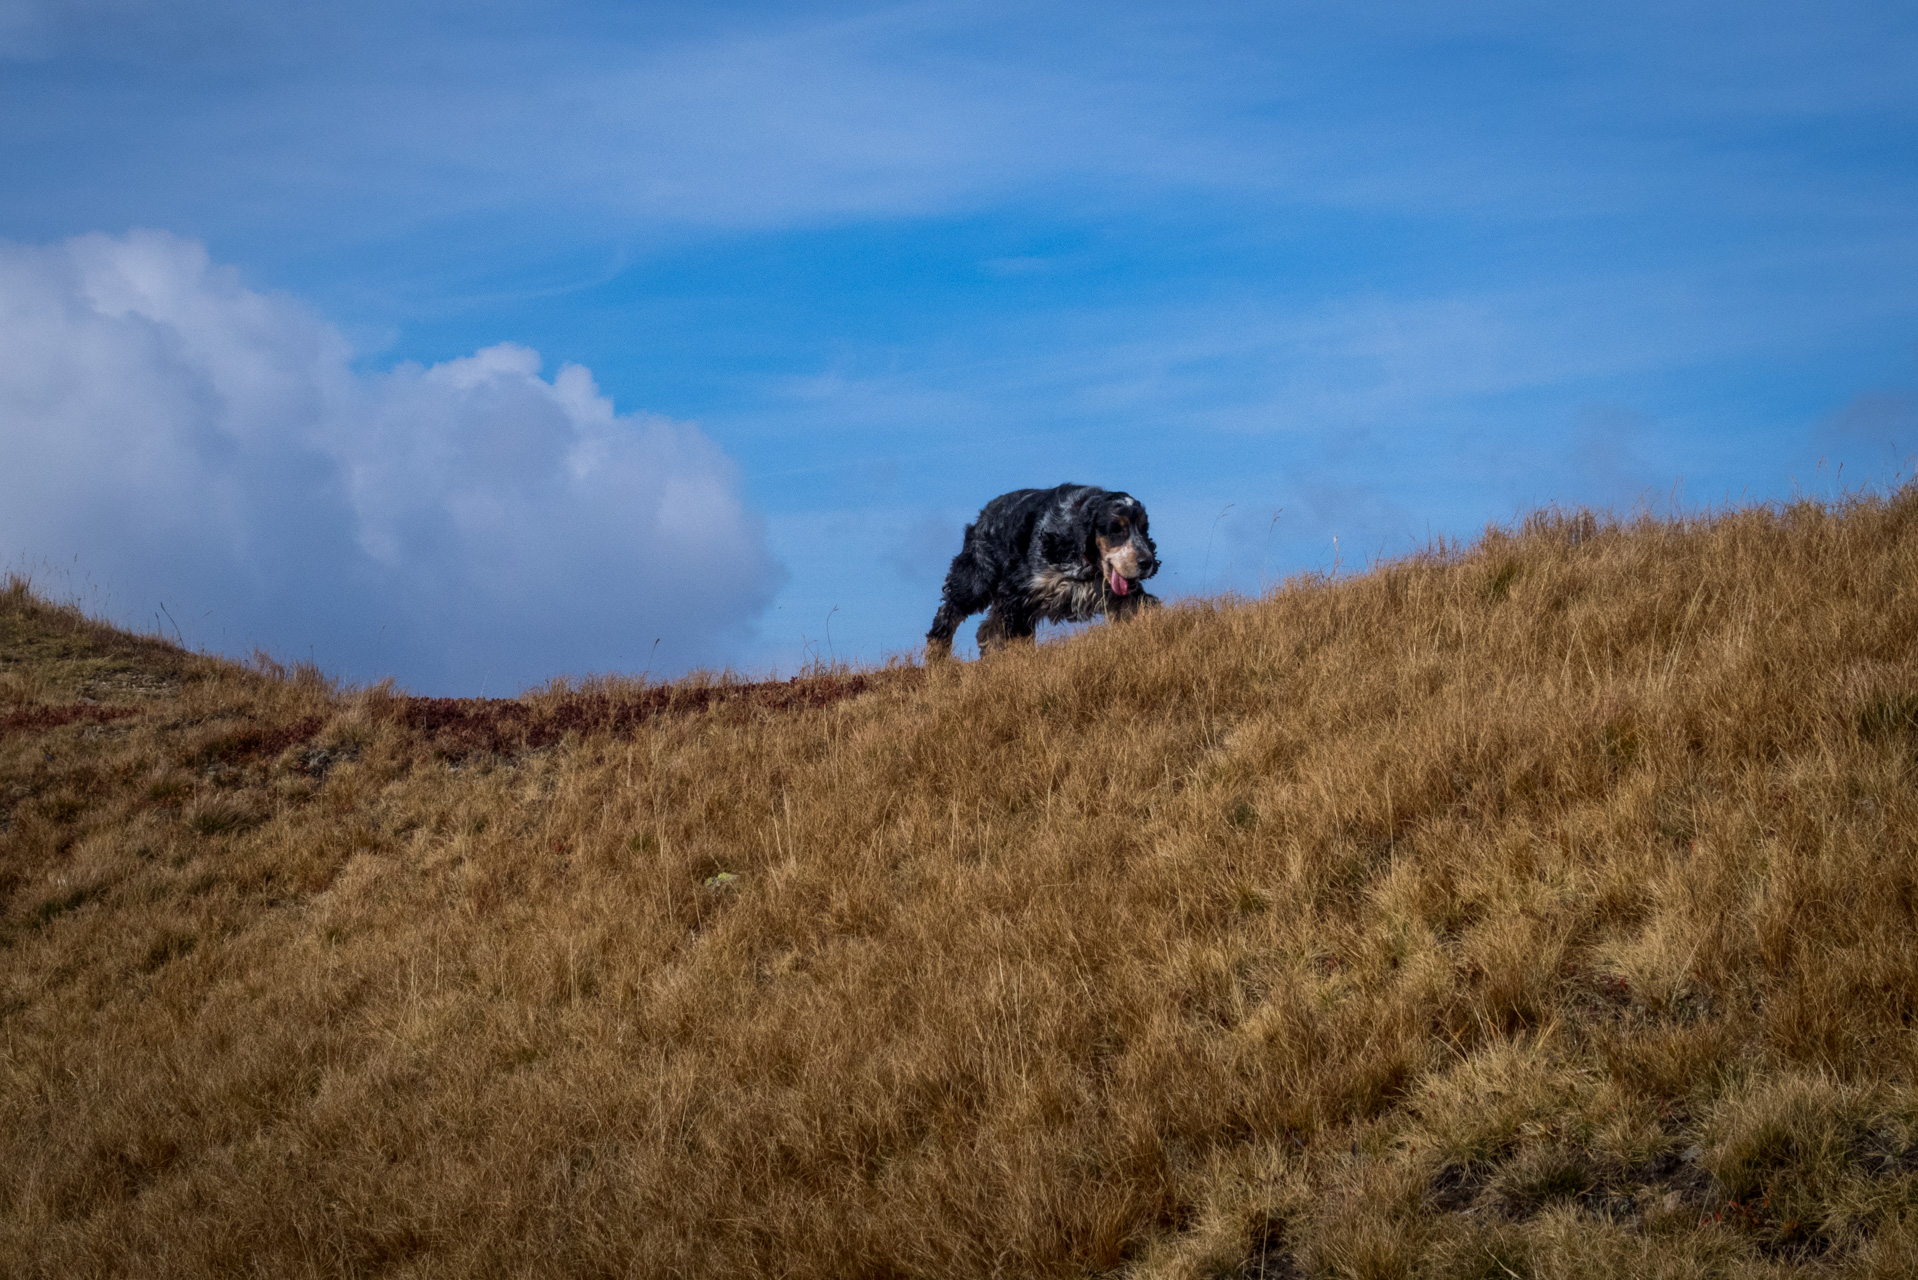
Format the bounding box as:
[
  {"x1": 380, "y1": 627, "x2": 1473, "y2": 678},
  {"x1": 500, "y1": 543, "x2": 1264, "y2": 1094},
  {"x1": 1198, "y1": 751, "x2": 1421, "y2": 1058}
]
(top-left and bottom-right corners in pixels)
[{"x1": 926, "y1": 484, "x2": 1160, "y2": 658}]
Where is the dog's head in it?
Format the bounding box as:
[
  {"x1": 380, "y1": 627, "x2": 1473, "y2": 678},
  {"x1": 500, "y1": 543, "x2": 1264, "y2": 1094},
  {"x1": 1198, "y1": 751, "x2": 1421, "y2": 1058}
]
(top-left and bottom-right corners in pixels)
[{"x1": 1089, "y1": 492, "x2": 1158, "y2": 597}]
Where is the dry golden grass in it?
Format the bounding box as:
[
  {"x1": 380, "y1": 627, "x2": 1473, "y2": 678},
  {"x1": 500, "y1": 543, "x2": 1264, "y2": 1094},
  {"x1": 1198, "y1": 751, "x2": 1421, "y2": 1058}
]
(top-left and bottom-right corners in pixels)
[{"x1": 5, "y1": 491, "x2": 1918, "y2": 1278}]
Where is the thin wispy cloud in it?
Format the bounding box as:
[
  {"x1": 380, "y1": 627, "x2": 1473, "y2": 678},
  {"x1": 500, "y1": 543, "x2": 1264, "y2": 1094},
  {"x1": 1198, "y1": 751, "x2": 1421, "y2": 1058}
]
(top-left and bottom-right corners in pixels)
[{"x1": 12, "y1": 2, "x2": 1905, "y2": 249}]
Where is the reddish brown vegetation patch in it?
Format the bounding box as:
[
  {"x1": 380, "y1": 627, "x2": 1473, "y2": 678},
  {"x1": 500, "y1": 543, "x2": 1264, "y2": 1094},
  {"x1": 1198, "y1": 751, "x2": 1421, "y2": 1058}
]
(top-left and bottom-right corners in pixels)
[
  {"x1": 183, "y1": 716, "x2": 330, "y2": 767},
  {"x1": 0, "y1": 703, "x2": 140, "y2": 737},
  {"x1": 401, "y1": 670, "x2": 916, "y2": 759}
]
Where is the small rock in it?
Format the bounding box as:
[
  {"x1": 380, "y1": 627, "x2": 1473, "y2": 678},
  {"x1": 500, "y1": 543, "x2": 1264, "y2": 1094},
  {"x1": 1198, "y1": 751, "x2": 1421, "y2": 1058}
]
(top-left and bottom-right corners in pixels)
[{"x1": 1680, "y1": 1145, "x2": 1703, "y2": 1163}]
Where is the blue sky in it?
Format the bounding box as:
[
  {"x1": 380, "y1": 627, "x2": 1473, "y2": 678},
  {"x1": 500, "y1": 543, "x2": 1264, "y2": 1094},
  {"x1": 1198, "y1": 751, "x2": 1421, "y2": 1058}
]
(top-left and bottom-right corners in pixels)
[{"x1": 3, "y1": 1, "x2": 1915, "y2": 691}]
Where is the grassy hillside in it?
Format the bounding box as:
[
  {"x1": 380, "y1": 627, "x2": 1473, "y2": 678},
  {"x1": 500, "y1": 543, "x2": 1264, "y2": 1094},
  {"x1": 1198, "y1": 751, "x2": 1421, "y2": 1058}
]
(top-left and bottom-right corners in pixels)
[{"x1": 5, "y1": 493, "x2": 1918, "y2": 1278}]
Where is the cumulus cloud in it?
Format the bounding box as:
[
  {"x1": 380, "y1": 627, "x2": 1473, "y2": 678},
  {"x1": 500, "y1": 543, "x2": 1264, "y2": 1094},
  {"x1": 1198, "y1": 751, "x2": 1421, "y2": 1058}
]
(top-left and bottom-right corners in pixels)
[{"x1": 0, "y1": 230, "x2": 783, "y2": 693}]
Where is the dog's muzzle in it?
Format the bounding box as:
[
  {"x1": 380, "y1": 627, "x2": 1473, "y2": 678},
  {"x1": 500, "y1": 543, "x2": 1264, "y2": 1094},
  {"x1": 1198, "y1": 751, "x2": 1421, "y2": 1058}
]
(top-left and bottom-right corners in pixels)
[{"x1": 1102, "y1": 543, "x2": 1155, "y2": 595}]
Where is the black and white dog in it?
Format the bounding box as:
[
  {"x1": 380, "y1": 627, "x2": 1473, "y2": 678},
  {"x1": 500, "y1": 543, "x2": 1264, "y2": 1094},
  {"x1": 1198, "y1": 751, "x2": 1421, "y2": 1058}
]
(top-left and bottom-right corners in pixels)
[{"x1": 926, "y1": 484, "x2": 1160, "y2": 658}]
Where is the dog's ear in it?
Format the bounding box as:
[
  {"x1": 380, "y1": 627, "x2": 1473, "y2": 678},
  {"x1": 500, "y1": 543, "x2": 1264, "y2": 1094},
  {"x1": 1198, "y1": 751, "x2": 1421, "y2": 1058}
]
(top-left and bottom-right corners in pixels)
[{"x1": 1084, "y1": 495, "x2": 1110, "y2": 561}]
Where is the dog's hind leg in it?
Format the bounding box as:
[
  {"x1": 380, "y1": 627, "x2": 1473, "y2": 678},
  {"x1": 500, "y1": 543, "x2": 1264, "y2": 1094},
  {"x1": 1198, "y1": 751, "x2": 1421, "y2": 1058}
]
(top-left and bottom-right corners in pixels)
[
  {"x1": 973, "y1": 607, "x2": 1009, "y2": 655},
  {"x1": 976, "y1": 598, "x2": 1037, "y2": 656},
  {"x1": 926, "y1": 601, "x2": 966, "y2": 660},
  {"x1": 927, "y1": 543, "x2": 993, "y2": 660}
]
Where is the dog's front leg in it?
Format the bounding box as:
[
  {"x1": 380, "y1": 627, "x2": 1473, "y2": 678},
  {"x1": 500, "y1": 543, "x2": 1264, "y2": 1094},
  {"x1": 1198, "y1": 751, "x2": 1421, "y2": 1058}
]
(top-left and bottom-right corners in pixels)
[{"x1": 1105, "y1": 589, "x2": 1161, "y2": 623}]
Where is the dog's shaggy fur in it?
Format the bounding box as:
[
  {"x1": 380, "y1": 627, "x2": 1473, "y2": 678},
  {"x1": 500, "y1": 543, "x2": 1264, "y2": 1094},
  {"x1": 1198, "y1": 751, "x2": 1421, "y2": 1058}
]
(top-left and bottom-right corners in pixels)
[{"x1": 926, "y1": 484, "x2": 1160, "y2": 658}]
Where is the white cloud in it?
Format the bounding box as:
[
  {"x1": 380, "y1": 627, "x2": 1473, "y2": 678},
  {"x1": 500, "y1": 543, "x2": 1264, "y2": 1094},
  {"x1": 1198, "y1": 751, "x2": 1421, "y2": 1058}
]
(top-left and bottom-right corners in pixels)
[{"x1": 0, "y1": 230, "x2": 783, "y2": 693}]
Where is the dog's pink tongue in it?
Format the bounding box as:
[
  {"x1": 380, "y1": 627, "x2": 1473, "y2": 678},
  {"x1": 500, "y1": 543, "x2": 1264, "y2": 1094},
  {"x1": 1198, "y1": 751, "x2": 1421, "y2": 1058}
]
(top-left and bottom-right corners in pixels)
[{"x1": 1108, "y1": 568, "x2": 1129, "y2": 595}]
